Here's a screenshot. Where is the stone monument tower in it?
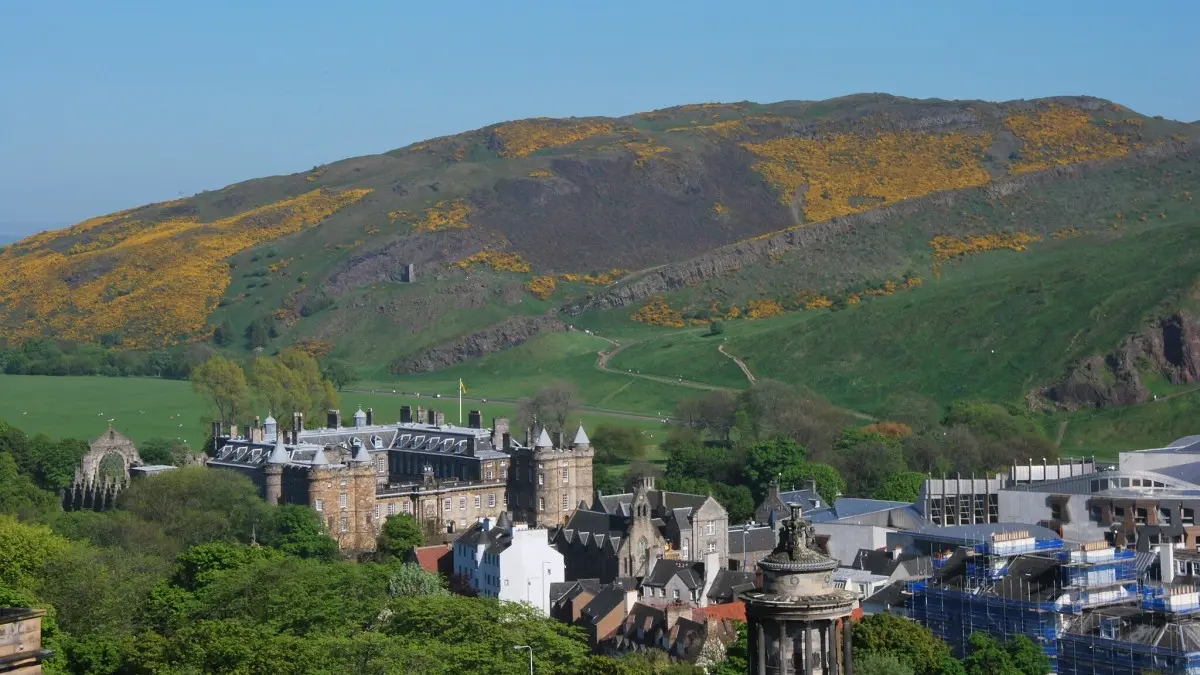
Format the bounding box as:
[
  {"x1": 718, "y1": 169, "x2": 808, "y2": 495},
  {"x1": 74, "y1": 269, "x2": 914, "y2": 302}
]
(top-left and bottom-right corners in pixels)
[{"x1": 741, "y1": 503, "x2": 859, "y2": 675}]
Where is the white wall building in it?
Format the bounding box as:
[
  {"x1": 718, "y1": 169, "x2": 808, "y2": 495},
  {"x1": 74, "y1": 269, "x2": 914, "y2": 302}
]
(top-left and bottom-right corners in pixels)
[{"x1": 453, "y1": 512, "x2": 565, "y2": 615}]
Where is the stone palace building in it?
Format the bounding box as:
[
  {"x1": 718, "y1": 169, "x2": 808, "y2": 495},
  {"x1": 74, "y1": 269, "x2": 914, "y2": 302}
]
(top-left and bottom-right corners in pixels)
[{"x1": 208, "y1": 405, "x2": 594, "y2": 552}]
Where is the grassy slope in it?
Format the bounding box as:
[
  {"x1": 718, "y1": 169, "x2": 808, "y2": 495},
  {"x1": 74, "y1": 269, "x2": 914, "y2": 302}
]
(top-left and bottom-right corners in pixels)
[
  {"x1": 607, "y1": 213, "x2": 1200, "y2": 413},
  {"x1": 0, "y1": 372, "x2": 667, "y2": 448}
]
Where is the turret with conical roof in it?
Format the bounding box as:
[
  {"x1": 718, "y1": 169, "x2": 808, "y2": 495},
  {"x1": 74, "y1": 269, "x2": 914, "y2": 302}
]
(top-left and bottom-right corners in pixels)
[
  {"x1": 535, "y1": 427, "x2": 553, "y2": 449},
  {"x1": 264, "y1": 436, "x2": 288, "y2": 505},
  {"x1": 573, "y1": 423, "x2": 590, "y2": 449},
  {"x1": 310, "y1": 445, "x2": 330, "y2": 467},
  {"x1": 353, "y1": 408, "x2": 367, "y2": 428},
  {"x1": 351, "y1": 440, "x2": 372, "y2": 465}
]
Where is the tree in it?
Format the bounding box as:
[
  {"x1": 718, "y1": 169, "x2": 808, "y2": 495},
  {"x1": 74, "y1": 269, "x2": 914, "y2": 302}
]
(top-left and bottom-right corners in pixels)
[
  {"x1": 377, "y1": 514, "x2": 424, "y2": 560},
  {"x1": 594, "y1": 465, "x2": 626, "y2": 496},
  {"x1": 706, "y1": 320, "x2": 725, "y2": 336},
  {"x1": 591, "y1": 424, "x2": 646, "y2": 465},
  {"x1": 662, "y1": 428, "x2": 739, "y2": 483},
  {"x1": 0, "y1": 515, "x2": 69, "y2": 590},
  {"x1": 961, "y1": 633, "x2": 1022, "y2": 675},
  {"x1": 278, "y1": 347, "x2": 340, "y2": 421},
  {"x1": 711, "y1": 621, "x2": 748, "y2": 675},
  {"x1": 517, "y1": 382, "x2": 579, "y2": 434},
  {"x1": 251, "y1": 355, "x2": 310, "y2": 422},
  {"x1": 853, "y1": 612, "x2": 961, "y2": 675},
  {"x1": 321, "y1": 358, "x2": 359, "y2": 392},
  {"x1": 138, "y1": 437, "x2": 193, "y2": 466},
  {"x1": 857, "y1": 653, "x2": 915, "y2": 675},
  {"x1": 245, "y1": 318, "x2": 271, "y2": 350},
  {"x1": 0, "y1": 453, "x2": 57, "y2": 518},
  {"x1": 387, "y1": 562, "x2": 448, "y2": 598},
  {"x1": 779, "y1": 461, "x2": 845, "y2": 504},
  {"x1": 832, "y1": 429, "x2": 905, "y2": 497},
  {"x1": 118, "y1": 467, "x2": 271, "y2": 548},
  {"x1": 1001, "y1": 635, "x2": 1052, "y2": 675},
  {"x1": 744, "y1": 439, "x2": 808, "y2": 498},
  {"x1": 873, "y1": 471, "x2": 928, "y2": 502},
  {"x1": 268, "y1": 504, "x2": 339, "y2": 560},
  {"x1": 212, "y1": 317, "x2": 235, "y2": 347},
  {"x1": 191, "y1": 355, "x2": 251, "y2": 424},
  {"x1": 674, "y1": 391, "x2": 737, "y2": 441}
]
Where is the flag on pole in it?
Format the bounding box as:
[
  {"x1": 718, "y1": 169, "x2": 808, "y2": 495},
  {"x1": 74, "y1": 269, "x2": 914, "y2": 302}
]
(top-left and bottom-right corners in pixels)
[{"x1": 459, "y1": 379, "x2": 467, "y2": 394}]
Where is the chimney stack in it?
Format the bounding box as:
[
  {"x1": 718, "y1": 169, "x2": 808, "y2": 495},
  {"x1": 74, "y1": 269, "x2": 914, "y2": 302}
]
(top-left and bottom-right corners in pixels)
[
  {"x1": 468, "y1": 410, "x2": 482, "y2": 429},
  {"x1": 242, "y1": 423, "x2": 252, "y2": 440},
  {"x1": 415, "y1": 406, "x2": 425, "y2": 425},
  {"x1": 1162, "y1": 545, "x2": 1177, "y2": 584},
  {"x1": 492, "y1": 417, "x2": 510, "y2": 446},
  {"x1": 427, "y1": 408, "x2": 436, "y2": 425},
  {"x1": 434, "y1": 411, "x2": 446, "y2": 426},
  {"x1": 503, "y1": 432, "x2": 512, "y2": 452},
  {"x1": 366, "y1": 408, "x2": 374, "y2": 426},
  {"x1": 400, "y1": 405, "x2": 412, "y2": 424},
  {"x1": 552, "y1": 431, "x2": 563, "y2": 449},
  {"x1": 327, "y1": 409, "x2": 341, "y2": 429}
]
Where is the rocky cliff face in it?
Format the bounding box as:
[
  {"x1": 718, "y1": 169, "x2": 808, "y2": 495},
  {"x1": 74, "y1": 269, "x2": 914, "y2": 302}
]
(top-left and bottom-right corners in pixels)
[
  {"x1": 388, "y1": 315, "x2": 567, "y2": 374},
  {"x1": 1041, "y1": 313, "x2": 1200, "y2": 410}
]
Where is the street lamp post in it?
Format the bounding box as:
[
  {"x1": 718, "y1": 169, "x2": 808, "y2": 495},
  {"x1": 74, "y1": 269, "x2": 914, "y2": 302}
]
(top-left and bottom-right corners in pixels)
[{"x1": 513, "y1": 645, "x2": 533, "y2": 674}]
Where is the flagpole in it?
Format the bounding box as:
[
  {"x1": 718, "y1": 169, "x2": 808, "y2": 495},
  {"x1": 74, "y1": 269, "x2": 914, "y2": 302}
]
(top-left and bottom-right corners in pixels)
[{"x1": 458, "y1": 379, "x2": 463, "y2": 426}]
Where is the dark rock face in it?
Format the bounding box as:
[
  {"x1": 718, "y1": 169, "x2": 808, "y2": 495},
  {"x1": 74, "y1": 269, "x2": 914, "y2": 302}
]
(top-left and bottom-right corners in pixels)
[
  {"x1": 325, "y1": 229, "x2": 491, "y2": 296},
  {"x1": 1042, "y1": 313, "x2": 1200, "y2": 410},
  {"x1": 389, "y1": 315, "x2": 567, "y2": 374}
]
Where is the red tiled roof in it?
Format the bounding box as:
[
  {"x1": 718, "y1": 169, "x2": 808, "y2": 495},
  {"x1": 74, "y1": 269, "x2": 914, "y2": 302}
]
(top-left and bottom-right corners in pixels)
[
  {"x1": 412, "y1": 544, "x2": 452, "y2": 574},
  {"x1": 702, "y1": 602, "x2": 746, "y2": 622}
]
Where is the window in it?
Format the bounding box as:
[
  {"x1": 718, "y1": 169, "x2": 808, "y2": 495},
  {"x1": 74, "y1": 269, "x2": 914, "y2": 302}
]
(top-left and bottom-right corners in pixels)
[
  {"x1": 1115, "y1": 507, "x2": 1125, "y2": 522},
  {"x1": 473, "y1": 495, "x2": 480, "y2": 509},
  {"x1": 1050, "y1": 503, "x2": 1063, "y2": 521},
  {"x1": 339, "y1": 492, "x2": 348, "y2": 509},
  {"x1": 315, "y1": 498, "x2": 324, "y2": 512},
  {"x1": 503, "y1": 493, "x2": 508, "y2": 506},
  {"x1": 1185, "y1": 508, "x2": 1195, "y2": 525},
  {"x1": 374, "y1": 504, "x2": 381, "y2": 518},
  {"x1": 562, "y1": 493, "x2": 569, "y2": 508},
  {"x1": 562, "y1": 468, "x2": 569, "y2": 483},
  {"x1": 501, "y1": 467, "x2": 507, "y2": 479},
  {"x1": 1126, "y1": 532, "x2": 1137, "y2": 546},
  {"x1": 339, "y1": 517, "x2": 348, "y2": 533},
  {"x1": 682, "y1": 541, "x2": 689, "y2": 557},
  {"x1": 1091, "y1": 505, "x2": 1102, "y2": 521},
  {"x1": 1160, "y1": 508, "x2": 1173, "y2": 525},
  {"x1": 403, "y1": 502, "x2": 412, "y2": 514},
  {"x1": 459, "y1": 497, "x2": 467, "y2": 511},
  {"x1": 1136, "y1": 508, "x2": 1148, "y2": 525},
  {"x1": 376, "y1": 457, "x2": 386, "y2": 473},
  {"x1": 706, "y1": 522, "x2": 715, "y2": 535},
  {"x1": 486, "y1": 468, "x2": 493, "y2": 480},
  {"x1": 538, "y1": 473, "x2": 544, "y2": 486},
  {"x1": 444, "y1": 499, "x2": 451, "y2": 512},
  {"x1": 707, "y1": 541, "x2": 716, "y2": 553},
  {"x1": 673, "y1": 589, "x2": 680, "y2": 601},
  {"x1": 1091, "y1": 480, "x2": 1100, "y2": 492},
  {"x1": 539, "y1": 497, "x2": 546, "y2": 511},
  {"x1": 489, "y1": 494, "x2": 496, "y2": 508}
]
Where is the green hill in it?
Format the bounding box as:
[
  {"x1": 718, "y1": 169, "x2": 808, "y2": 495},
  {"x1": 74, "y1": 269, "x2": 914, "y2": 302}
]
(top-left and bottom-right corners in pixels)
[{"x1": 3, "y1": 94, "x2": 1200, "y2": 452}]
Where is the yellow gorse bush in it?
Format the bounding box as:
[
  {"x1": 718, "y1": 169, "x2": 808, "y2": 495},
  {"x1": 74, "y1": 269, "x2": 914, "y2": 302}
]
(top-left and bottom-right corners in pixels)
[
  {"x1": 455, "y1": 251, "x2": 532, "y2": 273},
  {"x1": 743, "y1": 131, "x2": 993, "y2": 223},
  {"x1": 746, "y1": 299, "x2": 785, "y2": 319},
  {"x1": 413, "y1": 200, "x2": 471, "y2": 233},
  {"x1": 631, "y1": 297, "x2": 685, "y2": 327},
  {"x1": 0, "y1": 189, "x2": 370, "y2": 348},
  {"x1": 524, "y1": 275, "x2": 557, "y2": 300},
  {"x1": 1004, "y1": 104, "x2": 1134, "y2": 174},
  {"x1": 492, "y1": 119, "x2": 614, "y2": 158}
]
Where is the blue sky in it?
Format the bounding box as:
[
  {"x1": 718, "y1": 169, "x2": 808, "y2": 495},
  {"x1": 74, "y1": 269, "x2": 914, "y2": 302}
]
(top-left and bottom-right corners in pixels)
[{"x1": 1, "y1": 0, "x2": 1196, "y2": 236}]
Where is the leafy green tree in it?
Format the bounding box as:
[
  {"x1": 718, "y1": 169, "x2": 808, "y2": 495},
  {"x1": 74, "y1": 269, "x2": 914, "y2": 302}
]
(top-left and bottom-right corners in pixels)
[
  {"x1": 36, "y1": 543, "x2": 172, "y2": 637},
  {"x1": 962, "y1": 633, "x2": 1022, "y2": 675},
  {"x1": 779, "y1": 461, "x2": 846, "y2": 504},
  {"x1": 321, "y1": 358, "x2": 359, "y2": 392},
  {"x1": 191, "y1": 355, "x2": 251, "y2": 424},
  {"x1": 387, "y1": 562, "x2": 448, "y2": 598},
  {"x1": 591, "y1": 424, "x2": 646, "y2": 465},
  {"x1": 706, "y1": 320, "x2": 725, "y2": 336},
  {"x1": 873, "y1": 471, "x2": 928, "y2": 502},
  {"x1": 376, "y1": 514, "x2": 424, "y2": 560},
  {"x1": 0, "y1": 453, "x2": 57, "y2": 518},
  {"x1": 267, "y1": 504, "x2": 339, "y2": 560},
  {"x1": 138, "y1": 437, "x2": 179, "y2": 466},
  {"x1": 1001, "y1": 635, "x2": 1052, "y2": 675},
  {"x1": 118, "y1": 467, "x2": 272, "y2": 548},
  {"x1": 663, "y1": 428, "x2": 740, "y2": 483},
  {"x1": 853, "y1": 612, "x2": 960, "y2": 675},
  {"x1": 278, "y1": 347, "x2": 340, "y2": 422},
  {"x1": 857, "y1": 652, "x2": 915, "y2": 675},
  {"x1": 711, "y1": 621, "x2": 748, "y2": 675},
  {"x1": 674, "y1": 391, "x2": 738, "y2": 441},
  {"x1": 832, "y1": 429, "x2": 905, "y2": 497},
  {"x1": 0, "y1": 515, "x2": 69, "y2": 590},
  {"x1": 27, "y1": 435, "x2": 88, "y2": 490},
  {"x1": 594, "y1": 465, "x2": 625, "y2": 496},
  {"x1": 658, "y1": 476, "x2": 755, "y2": 523},
  {"x1": 51, "y1": 509, "x2": 183, "y2": 560},
  {"x1": 744, "y1": 438, "x2": 808, "y2": 498},
  {"x1": 245, "y1": 318, "x2": 272, "y2": 350},
  {"x1": 171, "y1": 542, "x2": 283, "y2": 592}
]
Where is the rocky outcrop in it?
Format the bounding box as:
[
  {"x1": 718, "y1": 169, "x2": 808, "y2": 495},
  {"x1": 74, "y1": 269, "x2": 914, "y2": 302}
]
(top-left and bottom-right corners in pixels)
[
  {"x1": 388, "y1": 315, "x2": 567, "y2": 374},
  {"x1": 1041, "y1": 313, "x2": 1200, "y2": 410},
  {"x1": 564, "y1": 141, "x2": 1197, "y2": 315}
]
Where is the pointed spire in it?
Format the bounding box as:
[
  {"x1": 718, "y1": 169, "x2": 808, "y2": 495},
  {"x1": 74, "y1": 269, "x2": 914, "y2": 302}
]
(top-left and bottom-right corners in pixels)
[
  {"x1": 352, "y1": 441, "x2": 371, "y2": 464},
  {"x1": 535, "y1": 427, "x2": 553, "y2": 448},
  {"x1": 267, "y1": 435, "x2": 290, "y2": 464},
  {"x1": 573, "y1": 423, "x2": 590, "y2": 447},
  {"x1": 310, "y1": 445, "x2": 329, "y2": 466}
]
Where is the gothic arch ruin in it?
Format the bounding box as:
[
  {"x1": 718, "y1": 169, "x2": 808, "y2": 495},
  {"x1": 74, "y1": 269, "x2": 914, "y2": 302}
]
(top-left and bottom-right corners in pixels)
[{"x1": 78, "y1": 426, "x2": 143, "y2": 483}]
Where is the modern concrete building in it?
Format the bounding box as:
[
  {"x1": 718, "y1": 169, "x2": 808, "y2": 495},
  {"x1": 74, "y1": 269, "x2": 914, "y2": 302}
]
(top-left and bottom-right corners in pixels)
[{"x1": 453, "y1": 512, "x2": 564, "y2": 615}]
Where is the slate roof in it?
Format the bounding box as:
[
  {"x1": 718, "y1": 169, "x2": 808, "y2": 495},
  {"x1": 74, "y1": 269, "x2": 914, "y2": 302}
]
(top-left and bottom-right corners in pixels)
[
  {"x1": 580, "y1": 588, "x2": 629, "y2": 626},
  {"x1": 644, "y1": 560, "x2": 703, "y2": 589},
  {"x1": 707, "y1": 569, "x2": 756, "y2": 603},
  {"x1": 728, "y1": 525, "x2": 777, "y2": 554},
  {"x1": 850, "y1": 548, "x2": 927, "y2": 577},
  {"x1": 901, "y1": 522, "x2": 1062, "y2": 547}
]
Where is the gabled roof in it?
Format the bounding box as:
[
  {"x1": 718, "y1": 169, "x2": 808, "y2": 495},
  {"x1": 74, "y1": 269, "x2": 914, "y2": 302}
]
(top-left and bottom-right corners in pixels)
[
  {"x1": 850, "y1": 548, "x2": 923, "y2": 577},
  {"x1": 644, "y1": 559, "x2": 704, "y2": 589},
  {"x1": 707, "y1": 569, "x2": 756, "y2": 603},
  {"x1": 580, "y1": 588, "x2": 628, "y2": 625},
  {"x1": 728, "y1": 525, "x2": 776, "y2": 554},
  {"x1": 410, "y1": 544, "x2": 452, "y2": 575}
]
